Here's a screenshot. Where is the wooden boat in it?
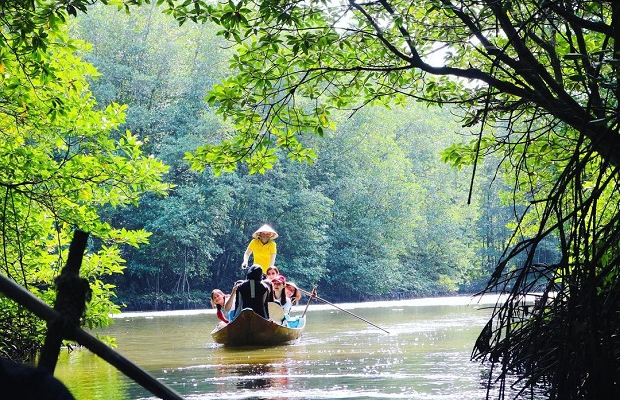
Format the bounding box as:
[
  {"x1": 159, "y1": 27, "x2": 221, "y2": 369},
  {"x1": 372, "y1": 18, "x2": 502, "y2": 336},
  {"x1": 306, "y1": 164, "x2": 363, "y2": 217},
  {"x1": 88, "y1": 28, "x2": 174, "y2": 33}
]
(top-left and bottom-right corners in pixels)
[{"x1": 211, "y1": 304, "x2": 306, "y2": 346}]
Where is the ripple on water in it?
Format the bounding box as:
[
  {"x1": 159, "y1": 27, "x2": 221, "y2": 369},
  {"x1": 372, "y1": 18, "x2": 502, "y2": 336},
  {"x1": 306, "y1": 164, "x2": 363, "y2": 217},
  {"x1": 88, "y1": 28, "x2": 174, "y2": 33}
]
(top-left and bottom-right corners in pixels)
[{"x1": 57, "y1": 297, "x2": 509, "y2": 400}]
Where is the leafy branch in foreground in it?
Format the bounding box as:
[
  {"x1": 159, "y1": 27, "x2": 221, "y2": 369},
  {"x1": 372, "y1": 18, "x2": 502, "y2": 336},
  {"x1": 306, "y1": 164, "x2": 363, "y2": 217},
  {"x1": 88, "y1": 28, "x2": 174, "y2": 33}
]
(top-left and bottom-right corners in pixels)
[
  {"x1": 171, "y1": 0, "x2": 620, "y2": 175},
  {"x1": 1, "y1": 2, "x2": 170, "y2": 360}
]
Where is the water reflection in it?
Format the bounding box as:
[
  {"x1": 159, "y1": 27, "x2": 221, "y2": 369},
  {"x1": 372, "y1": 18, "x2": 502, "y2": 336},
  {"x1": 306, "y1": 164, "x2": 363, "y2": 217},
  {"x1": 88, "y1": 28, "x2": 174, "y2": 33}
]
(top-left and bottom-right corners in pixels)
[
  {"x1": 208, "y1": 345, "x2": 298, "y2": 396},
  {"x1": 233, "y1": 364, "x2": 289, "y2": 390},
  {"x1": 55, "y1": 349, "x2": 129, "y2": 400}
]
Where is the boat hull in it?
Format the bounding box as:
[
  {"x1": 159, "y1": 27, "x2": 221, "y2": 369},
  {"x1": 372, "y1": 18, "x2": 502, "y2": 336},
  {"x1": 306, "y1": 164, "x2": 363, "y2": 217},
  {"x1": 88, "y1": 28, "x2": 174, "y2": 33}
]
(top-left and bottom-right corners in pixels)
[{"x1": 211, "y1": 309, "x2": 305, "y2": 346}]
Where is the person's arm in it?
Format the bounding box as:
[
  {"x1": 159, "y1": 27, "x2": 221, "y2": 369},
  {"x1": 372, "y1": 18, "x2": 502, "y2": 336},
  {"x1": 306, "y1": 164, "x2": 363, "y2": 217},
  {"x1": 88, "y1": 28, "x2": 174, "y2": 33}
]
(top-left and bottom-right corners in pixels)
[
  {"x1": 269, "y1": 242, "x2": 277, "y2": 267},
  {"x1": 242, "y1": 246, "x2": 252, "y2": 268},
  {"x1": 224, "y1": 286, "x2": 237, "y2": 312}
]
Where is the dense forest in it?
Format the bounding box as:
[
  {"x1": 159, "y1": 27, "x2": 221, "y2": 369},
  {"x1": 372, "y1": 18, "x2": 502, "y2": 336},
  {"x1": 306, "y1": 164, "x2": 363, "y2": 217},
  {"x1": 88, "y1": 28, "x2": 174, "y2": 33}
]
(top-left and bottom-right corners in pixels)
[{"x1": 68, "y1": 5, "x2": 553, "y2": 310}]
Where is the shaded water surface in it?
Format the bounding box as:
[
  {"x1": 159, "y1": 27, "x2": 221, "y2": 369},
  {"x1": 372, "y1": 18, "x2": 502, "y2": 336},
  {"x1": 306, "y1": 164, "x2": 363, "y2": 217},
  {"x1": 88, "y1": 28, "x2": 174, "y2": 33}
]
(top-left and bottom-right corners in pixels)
[{"x1": 55, "y1": 297, "x2": 500, "y2": 400}]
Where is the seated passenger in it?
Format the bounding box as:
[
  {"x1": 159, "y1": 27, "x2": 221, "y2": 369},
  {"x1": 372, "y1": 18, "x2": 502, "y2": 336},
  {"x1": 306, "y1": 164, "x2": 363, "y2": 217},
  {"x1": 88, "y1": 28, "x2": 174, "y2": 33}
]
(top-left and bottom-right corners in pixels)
[
  {"x1": 285, "y1": 281, "x2": 302, "y2": 306},
  {"x1": 268, "y1": 275, "x2": 290, "y2": 306},
  {"x1": 265, "y1": 266, "x2": 280, "y2": 281},
  {"x1": 268, "y1": 275, "x2": 294, "y2": 317},
  {"x1": 233, "y1": 264, "x2": 270, "y2": 319},
  {"x1": 210, "y1": 282, "x2": 239, "y2": 325}
]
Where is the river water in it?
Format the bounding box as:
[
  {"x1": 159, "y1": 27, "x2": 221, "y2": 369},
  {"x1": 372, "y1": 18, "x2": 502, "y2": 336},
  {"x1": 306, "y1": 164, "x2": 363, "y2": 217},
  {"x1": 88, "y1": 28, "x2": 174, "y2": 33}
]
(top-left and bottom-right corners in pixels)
[{"x1": 55, "y1": 296, "x2": 506, "y2": 400}]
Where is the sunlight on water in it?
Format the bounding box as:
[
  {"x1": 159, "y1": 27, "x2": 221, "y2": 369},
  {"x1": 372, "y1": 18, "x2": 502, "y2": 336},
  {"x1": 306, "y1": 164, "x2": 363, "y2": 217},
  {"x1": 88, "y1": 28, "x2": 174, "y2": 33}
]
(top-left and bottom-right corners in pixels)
[
  {"x1": 111, "y1": 294, "x2": 505, "y2": 319},
  {"x1": 55, "y1": 296, "x2": 516, "y2": 400}
]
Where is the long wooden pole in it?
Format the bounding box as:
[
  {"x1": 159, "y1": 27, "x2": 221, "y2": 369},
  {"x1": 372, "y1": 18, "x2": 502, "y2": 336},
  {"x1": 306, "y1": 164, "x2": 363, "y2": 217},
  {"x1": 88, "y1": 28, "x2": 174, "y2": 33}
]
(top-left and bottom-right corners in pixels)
[
  {"x1": 39, "y1": 230, "x2": 89, "y2": 373},
  {"x1": 0, "y1": 273, "x2": 186, "y2": 400},
  {"x1": 298, "y1": 287, "x2": 390, "y2": 334},
  {"x1": 301, "y1": 286, "x2": 316, "y2": 318}
]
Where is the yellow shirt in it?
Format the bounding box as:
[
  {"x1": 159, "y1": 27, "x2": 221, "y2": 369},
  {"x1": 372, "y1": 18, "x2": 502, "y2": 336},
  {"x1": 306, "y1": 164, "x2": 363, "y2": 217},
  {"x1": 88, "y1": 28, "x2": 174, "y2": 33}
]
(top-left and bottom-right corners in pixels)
[{"x1": 247, "y1": 238, "x2": 277, "y2": 272}]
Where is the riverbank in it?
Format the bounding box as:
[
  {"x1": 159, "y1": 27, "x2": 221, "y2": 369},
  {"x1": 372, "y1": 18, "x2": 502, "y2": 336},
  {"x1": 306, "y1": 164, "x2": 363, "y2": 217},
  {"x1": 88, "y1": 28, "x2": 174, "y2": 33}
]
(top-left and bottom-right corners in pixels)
[{"x1": 111, "y1": 293, "x2": 522, "y2": 319}]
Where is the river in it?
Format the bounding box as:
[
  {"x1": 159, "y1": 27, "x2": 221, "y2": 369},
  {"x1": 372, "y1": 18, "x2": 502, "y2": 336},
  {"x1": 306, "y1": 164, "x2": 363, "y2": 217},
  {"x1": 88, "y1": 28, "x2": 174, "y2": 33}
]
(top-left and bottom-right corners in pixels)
[{"x1": 55, "y1": 296, "x2": 506, "y2": 400}]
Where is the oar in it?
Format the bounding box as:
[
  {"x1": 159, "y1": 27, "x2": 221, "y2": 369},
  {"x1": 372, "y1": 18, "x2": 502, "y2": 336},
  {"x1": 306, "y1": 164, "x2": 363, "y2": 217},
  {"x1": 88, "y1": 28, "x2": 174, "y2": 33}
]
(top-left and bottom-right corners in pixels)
[
  {"x1": 301, "y1": 286, "x2": 316, "y2": 318},
  {"x1": 298, "y1": 287, "x2": 390, "y2": 334}
]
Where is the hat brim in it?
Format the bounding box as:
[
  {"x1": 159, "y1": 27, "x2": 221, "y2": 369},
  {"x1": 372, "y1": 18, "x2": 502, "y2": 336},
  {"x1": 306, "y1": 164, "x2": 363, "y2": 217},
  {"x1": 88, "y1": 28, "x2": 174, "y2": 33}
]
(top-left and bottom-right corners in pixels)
[{"x1": 252, "y1": 224, "x2": 278, "y2": 239}]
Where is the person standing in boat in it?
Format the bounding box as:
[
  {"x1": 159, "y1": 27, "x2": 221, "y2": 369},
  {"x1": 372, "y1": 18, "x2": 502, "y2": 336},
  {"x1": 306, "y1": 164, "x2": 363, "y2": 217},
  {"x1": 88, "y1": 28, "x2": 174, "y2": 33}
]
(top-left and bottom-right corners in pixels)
[
  {"x1": 241, "y1": 224, "x2": 278, "y2": 273},
  {"x1": 232, "y1": 264, "x2": 271, "y2": 320}
]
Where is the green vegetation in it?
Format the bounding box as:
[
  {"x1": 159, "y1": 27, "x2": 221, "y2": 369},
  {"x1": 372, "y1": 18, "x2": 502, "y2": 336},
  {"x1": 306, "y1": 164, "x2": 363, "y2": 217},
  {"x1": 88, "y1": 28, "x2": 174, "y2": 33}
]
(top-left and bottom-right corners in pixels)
[
  {"x1": 71, "y1": 4, "x2": 515, "y2": 308},
  {"x1": 2, "y1": 1, "x2": 619, "y2": 399},
  {"x1": 0, "y1": 2, "x2": 523, "y2": 360},
  {"x1": 0, "y1": 2, "x2": 172, "y2": 360}
]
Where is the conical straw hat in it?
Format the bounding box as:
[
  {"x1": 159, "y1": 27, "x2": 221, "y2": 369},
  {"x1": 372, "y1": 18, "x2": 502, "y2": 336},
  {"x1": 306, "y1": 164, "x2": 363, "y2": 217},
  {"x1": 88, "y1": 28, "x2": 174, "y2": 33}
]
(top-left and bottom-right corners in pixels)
[{"x1": 252, "y1": 224, "x2": 278, "y2": 239}]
